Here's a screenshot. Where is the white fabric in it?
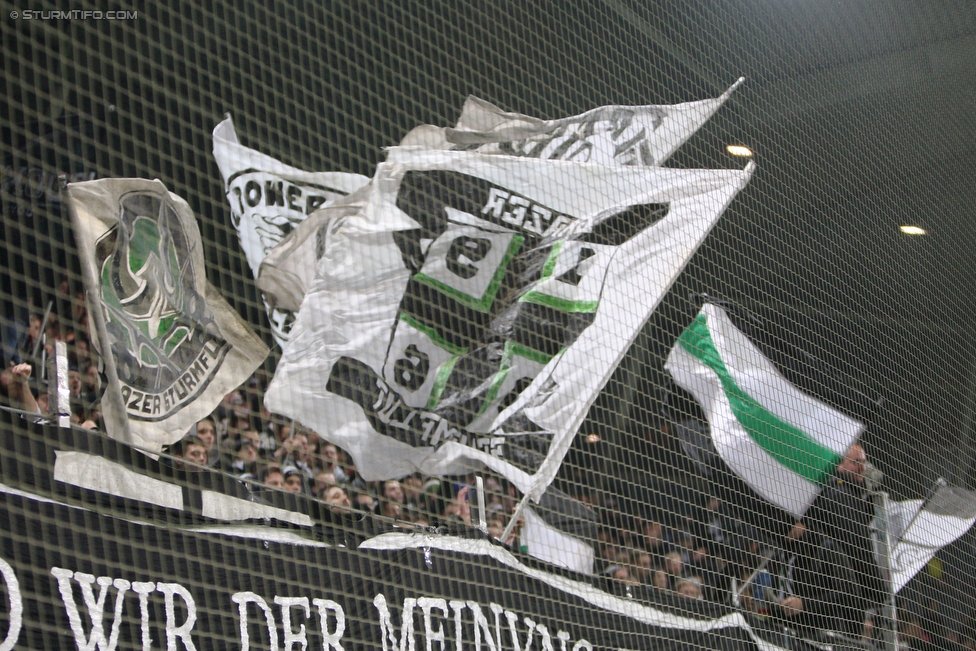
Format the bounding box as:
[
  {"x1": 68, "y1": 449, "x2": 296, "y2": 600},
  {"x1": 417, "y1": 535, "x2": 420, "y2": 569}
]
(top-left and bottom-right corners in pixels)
[
  {"x1": 268, "y1": 83, "x2": 743, "y2": 316},
  {"x1": 400, "y1": 79, "x2": 744, "y2": 167},
  {"x1": 266, "y1": 148, "x2": 753, "y2": 500},
  {"x1": 66, "y1": 178, "x2": 269, "y2": 452},
  {"x1": 665, "y1": 304, "x2": 863, "y2": 518},
  {"x1": 53, "y1": 451, "x2": 184, "y2": 510},
  {"x1": 212, "y1": 117, "x2": 369, "y2": 344},
  {"x1": 200, "y1": 491, "x2": 313, "y2": 527},
  {"x1": 520, "y1": 506, "x2": 594, "y2": 575},
  {"x1": 887, "y1": 487, "x2": 976, "y2": 592},
  {"x1": 255, "y1": 185, "x2": 372, "y2": 313}
]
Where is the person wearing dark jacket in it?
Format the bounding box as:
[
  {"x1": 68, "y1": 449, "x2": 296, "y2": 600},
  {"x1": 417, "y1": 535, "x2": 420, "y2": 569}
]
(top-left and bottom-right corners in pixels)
[
  {"x1": 804, "y1": 444, "x2": 887, "y2": 635},
  {"x1": 770, "y1": 520, "x2": 849, "y2": 634}
]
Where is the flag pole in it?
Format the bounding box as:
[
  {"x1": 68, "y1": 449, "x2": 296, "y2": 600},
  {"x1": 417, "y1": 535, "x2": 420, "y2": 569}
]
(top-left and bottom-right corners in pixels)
[
  {"x1": 475, "y1": 476, "x2": 487, "y2": 534},
  {"x1": 48, "y1": 340, "x2": 71, "y2": 428},
  {"x1": 894, "y1": 478, "x2": 946, "y2": 548},
  {"x1": 879, "y1": 476, "x2": 945, "y2": 651},
  {"x1": 878, "y1": 491, "x2": 900, "y2": 651},
  {"x1": 734, "y1": 547, "x2": 776, "y2": 604},
  {"x1": 31, "y1": 300, "x2": 54, "y2": 361},
  {"x1": 501, "y1": 491, "x2": 530, "y2": 546}
]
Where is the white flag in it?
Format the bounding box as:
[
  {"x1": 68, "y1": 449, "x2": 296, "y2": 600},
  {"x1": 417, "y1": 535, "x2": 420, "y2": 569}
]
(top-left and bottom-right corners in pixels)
[
  {"x1": 258, "y1": 82, "x2": 746, "y2": 312},
  {"x1": 266, "y1": 148, "x2": 752, "y2": 499},
  {"x1": 212, "y1": 117, "x2": 369, "y2": 344},
  {"x1": 665, "y1": 304, "x2": 864, "y2": 519},
  {"x1": 66, "y1": 178, "x2": 269, "y2": 452},
  {"x1": 887, "y1": 483, "x2": 976, "y2": 593},
  {"x1": 399, "y1": 79, "x2": 744, "y2": 166},
  {"x1": 255, "y1": 184, "x2": 372, "y2": 313},
  {"x1": 521, "y1": 506, "x2": 595, "y2": 575}
]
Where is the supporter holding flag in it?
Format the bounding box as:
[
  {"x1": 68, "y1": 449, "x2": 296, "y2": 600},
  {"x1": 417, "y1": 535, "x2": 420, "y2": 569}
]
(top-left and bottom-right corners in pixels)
[
  {"x1": 666, "y1": 302, "x2": 882, "y2": 633},
  {"x1": 665, "y1": 302, "x2": 864, "y2": 529}
]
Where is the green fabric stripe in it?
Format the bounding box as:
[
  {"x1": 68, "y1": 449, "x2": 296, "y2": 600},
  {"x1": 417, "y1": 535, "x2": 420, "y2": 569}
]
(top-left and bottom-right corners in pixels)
[
  {"x1": 518, "y1": 291, "x2": 598, "y2": 313},
  {"x1": 426, "y1": 356, "x2": 460, "y2": 410},
  {"x1": 677, "y1": 315, "x2": 841, "y2": 484},
  {"x1": 400, "y1": 311, "x2": 465, "y2": 411},
  {"x1": 415, "y1": 234, "x2": 523, "y2": 313},
  {"x1": 540, "y1": 241, "x2": 563, "y2": 280},
  {"x1": 478, "y1": 364, "x2": 512, "y2": 416},
  {"x1": 518, "y1": 241, "x2": 599, "y2": 313},
  {"x1": 475, "y1": 341, "x2": 555, "y2": 416},
  {"x1": 504, "y1": 340, "x2": 555, "y2": 365}
]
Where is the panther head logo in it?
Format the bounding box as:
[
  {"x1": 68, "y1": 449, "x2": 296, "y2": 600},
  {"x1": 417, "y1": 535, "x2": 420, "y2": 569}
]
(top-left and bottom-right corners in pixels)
[{"x1": 95, "y1": 190, "x2": 219, "y2": 391}]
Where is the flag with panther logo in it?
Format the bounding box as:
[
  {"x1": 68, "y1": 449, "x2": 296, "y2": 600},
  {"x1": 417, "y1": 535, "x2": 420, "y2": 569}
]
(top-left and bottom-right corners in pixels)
[
  {"x1": 266, "y1": 148, "x2": 754, "y2": 499},
  {"x1": 67, "y1": 178, "x2": 269, "y2": 452}
]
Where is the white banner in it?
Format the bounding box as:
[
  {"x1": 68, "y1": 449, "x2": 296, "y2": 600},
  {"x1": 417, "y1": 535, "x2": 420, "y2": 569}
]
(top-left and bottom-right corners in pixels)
[
  {"x1": 66, "y1": 178, "x2": 269, "y2": 452},
  {"x1": 212, "y1": 117, "x2": 369, "y2": 344},
  {"x1": 887, "y1": 483, "x2": 976, "y2": 593},
  {"x1": 266, "y1": 148, "x2": 753, "y2": 499},
  {"x1": 400, "y1": 79, "x2": 744, "y2": 166},
  {"x1": 255, "y1": 185, "x2": 372, "y2": 313},
  {"x1": 258, "y1": 83, "x2": 744, "y2": 312}
]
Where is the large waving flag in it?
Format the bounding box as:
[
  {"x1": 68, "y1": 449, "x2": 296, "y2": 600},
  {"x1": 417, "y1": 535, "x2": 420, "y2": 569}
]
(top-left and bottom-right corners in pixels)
[
  {"x1": 258, "y1": 84, "x2": 744, "y2": 314},
  {"x1": 886, "y1": 481, "x2": 976, "y2": 593},
  {"x1": 212, "y1": 116, "x2": 370, "y2": 344},
  {"x1": 400, "y1": 79, "x2": 743, "y2": 167},
  {"x1": 266, "y1": 148, "x2": 753, "y2": 500},
  {"x1": 66, "y1": 178, "x2": 269, "y2": 452},
  {"x1": 665, "y1": 303, "x2": 864, "y2": 520}
]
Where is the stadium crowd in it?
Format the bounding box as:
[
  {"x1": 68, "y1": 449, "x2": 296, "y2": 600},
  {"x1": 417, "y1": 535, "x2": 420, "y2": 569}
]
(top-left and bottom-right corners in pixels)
[{"x1": 2, "y1": 281, "x2": 975, "y2": 651}]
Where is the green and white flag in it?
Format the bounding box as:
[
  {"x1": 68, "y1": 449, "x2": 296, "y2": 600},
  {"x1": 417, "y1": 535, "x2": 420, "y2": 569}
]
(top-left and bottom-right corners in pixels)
[
  {"x1": 67, "y1": 178, "x2": 270, "y2": 452},
  {"x1": 665, "y1": 303, "x2": 864, "y2": 519}
]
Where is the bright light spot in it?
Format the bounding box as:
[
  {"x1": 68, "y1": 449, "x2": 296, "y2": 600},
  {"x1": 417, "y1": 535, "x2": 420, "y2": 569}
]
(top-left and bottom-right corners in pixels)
[
  {"x1": 900, "y1": 225, "x2": 927, "y2": 236},
  {"x1": 585, "y1": 433, "x2": 600, "y2": 444},
  {"x1": 726, "y1": 145, "x2": 753, "y2": 157}
]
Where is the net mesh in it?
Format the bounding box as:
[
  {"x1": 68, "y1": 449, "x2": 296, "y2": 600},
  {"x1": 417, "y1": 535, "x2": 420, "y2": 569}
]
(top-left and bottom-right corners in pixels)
[{"x1": 2, "y1": 2, "x2": 975, "y2": 649}]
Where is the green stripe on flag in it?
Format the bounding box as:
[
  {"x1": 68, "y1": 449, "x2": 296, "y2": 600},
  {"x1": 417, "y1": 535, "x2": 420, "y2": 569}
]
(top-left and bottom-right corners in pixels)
[
  {"x1": 677, "y1": 315, "x2": 841, "y2": 485},
  {"x1": 517, "y1": 242, "x2": 598, "y2": 313},
  {"x1": 415, "y1": 234, "x2": 523, "y2": 313}
]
